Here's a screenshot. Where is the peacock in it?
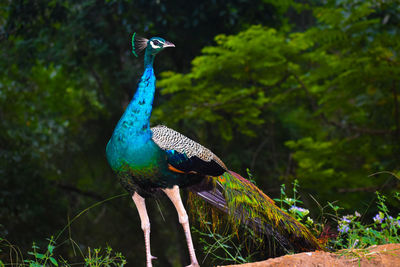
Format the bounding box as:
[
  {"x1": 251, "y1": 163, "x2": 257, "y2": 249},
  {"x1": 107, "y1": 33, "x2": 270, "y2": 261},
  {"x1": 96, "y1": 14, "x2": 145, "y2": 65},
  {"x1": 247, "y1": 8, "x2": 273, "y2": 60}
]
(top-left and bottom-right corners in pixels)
[{"x1": 106, "y1": 33, "x2": 322, "y2": 267}]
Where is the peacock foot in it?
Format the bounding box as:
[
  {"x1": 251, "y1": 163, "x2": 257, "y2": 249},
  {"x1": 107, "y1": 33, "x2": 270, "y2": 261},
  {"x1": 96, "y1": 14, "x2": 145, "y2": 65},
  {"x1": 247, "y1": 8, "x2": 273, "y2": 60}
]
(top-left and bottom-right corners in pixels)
[{"x1": 185, "y1": 263, "x2": 200, "y2": 267}]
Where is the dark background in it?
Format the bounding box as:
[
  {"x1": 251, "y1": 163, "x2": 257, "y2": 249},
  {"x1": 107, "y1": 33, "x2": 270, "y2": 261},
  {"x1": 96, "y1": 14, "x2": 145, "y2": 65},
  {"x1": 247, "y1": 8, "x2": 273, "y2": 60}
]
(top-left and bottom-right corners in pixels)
[{"x1": 1, "y1": 0, "x2": 399, "y2": 266}]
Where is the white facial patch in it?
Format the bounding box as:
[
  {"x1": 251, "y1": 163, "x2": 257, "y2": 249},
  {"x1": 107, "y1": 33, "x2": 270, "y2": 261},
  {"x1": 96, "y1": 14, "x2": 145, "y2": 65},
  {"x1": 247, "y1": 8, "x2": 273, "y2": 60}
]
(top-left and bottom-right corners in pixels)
[{"x1": 150, "y1": 40, "x2": 164, "y2": 49}]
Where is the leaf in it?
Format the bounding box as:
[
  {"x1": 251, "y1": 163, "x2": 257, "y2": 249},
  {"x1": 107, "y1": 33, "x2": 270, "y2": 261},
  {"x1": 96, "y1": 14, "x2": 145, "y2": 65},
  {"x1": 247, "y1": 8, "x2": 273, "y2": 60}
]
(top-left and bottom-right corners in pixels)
[
  {"x1": 49, "y1": 257, "x2": 58, "y2": 266},
  {"x1": 47, "y1": 244, "x2": 55, "y2": 254},
  {"x1": 35, "y1": 253, "x2": 45, "y2": 259}
]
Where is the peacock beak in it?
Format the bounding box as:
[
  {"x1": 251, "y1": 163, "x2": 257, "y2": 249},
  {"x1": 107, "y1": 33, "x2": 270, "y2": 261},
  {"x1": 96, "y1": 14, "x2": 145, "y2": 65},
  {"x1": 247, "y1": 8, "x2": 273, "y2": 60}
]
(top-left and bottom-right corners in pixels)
[{"x1": 164, "y1": 41, "x2": 175, "y2": 48}]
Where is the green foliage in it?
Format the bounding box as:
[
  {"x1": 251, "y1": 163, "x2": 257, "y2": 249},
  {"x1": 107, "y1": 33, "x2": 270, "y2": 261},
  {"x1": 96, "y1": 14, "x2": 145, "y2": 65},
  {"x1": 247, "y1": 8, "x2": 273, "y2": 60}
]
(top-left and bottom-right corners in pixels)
[
  {"x1": 156, "y1": 0, "x2": 400, "y2": 211},
  {"x1": 274, "y1": 180, "x2": 321, "y2": 236},
  {"x1": 276, "y1": 180, "x2": 400, "y2": 250},
  {"x1": 193, "y1": 222, "x2": 254, "y2": 265},
  {"x1": 0, "y1": 5, "x2": 290, "y2": 262},
  {"x1": 0, "y1": 236, "x2": 126, "y2": 267},
  {"x1": 25, "y1": 237, "x2": 59, "y2": 267},
  {"x1": 192, "y1": 179, "x2": 400, "y2": 264},
  {"x1": 2, "y1": 0, "x2": 400, "y2": 265},
  {"x1": 84, "y1": 247, "x2": 126, "y2": 267},
  {"x1": 155, "y1": 25, "x2": 293, "y2": 140},
  {"x1": 273, "y1": 179, "x2": 400, "y2": 251},
  {"x1": 0, "y1": 195, "x2": 129, "y2": 266},
  {"x1": 332, "y1": 191, "x2": 400, "y2": 250}
]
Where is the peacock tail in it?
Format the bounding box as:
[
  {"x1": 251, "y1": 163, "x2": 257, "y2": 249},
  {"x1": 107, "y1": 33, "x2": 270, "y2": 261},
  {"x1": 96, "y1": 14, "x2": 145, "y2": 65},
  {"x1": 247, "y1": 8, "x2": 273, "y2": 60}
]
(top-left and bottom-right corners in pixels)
[{"x1": 189, "y1": 171, "x2": 323, "y2": 252}]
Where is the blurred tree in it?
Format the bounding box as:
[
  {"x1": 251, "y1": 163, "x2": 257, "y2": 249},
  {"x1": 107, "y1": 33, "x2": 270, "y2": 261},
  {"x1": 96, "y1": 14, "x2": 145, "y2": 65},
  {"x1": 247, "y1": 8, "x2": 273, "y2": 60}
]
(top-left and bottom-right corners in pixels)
[
  {"x1": 155, "y1": 0, "x2": 400, "y2": 212},
  {"x1": 2, "y1": 0, "x2": 399, "y2": 265},
  {"x1": 0, "y1": 0, "x2": 293, "y2": 265}
]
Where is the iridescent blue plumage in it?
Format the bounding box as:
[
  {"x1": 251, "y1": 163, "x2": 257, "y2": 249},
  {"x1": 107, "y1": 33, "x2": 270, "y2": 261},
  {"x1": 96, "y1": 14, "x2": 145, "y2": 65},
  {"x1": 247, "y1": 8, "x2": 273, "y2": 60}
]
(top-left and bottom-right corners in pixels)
[
  {"x1": 106, "y1": 36, "x2": 179, "y2": 195},
  {"x1": 106, "y1": 35, "x2": 207, "y2": 267},
  {"x1": 106, "y1": 66, "x2": 155, "y2": 169},
  {"x1": 106, "y1": 34, "x2": 322, "y2": 267}
]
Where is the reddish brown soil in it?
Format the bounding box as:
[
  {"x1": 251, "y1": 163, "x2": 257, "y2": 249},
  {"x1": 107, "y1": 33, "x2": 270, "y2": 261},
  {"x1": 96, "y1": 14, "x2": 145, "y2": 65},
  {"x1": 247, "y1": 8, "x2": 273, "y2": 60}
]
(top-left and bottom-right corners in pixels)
[{"x1": 222, "y1": 243, "x2": 400, "y2": 267}]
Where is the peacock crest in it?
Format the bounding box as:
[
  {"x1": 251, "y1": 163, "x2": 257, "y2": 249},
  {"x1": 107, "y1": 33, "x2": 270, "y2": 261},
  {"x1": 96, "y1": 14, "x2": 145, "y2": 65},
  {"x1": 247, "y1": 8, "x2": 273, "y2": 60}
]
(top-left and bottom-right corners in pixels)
[{"x1": 131, "y1": 32, "x2": 149, "y2": 57}]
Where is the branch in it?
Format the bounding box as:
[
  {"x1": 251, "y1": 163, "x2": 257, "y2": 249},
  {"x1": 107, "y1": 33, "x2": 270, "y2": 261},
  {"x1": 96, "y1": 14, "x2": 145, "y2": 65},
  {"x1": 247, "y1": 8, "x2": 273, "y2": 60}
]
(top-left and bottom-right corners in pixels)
[
  {"x1": 337, "y1": 186, "x2": 378, "y2": 193},
  {"x1": 292, "y1": 73, "x2": 318, "y2": 112},
  {"x1": 53, "y1": 182, "x2": 104, "y2": 201},
  {"x1": 324, "y1": 119, "x2": 393, "y2": 135},
  {"x1": 250, "y1": 134, "x2": 269, "y2": 170}
]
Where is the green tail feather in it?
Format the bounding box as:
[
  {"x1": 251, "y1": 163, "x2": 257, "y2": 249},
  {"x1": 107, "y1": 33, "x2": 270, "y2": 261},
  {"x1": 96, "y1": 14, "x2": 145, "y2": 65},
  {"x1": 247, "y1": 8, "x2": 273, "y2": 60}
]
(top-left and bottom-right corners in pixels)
[{"x1": 189, "y1": 170, "x2": 323, "y2": 252}]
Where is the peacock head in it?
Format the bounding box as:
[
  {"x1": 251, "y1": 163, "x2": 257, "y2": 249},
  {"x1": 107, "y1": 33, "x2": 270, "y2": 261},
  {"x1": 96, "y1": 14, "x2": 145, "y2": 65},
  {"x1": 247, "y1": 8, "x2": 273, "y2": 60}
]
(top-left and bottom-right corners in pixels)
[
  {"x1": 132, "y1": 33, "x2": 175, "y2": 57},
  {"x1": 147, "y1": 37, "x2": 175, "y2": 55}
]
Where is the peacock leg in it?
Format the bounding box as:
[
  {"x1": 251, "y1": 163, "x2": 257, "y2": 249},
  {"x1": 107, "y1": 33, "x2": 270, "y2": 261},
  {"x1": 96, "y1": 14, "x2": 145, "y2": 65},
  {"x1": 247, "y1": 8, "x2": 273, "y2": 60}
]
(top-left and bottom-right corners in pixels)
[
  {"x1": 132, "y1": 192, "x2": 157, "y2": 267},
  {"x1": 162, "y1": 185, "x2": 199, "y2": 267}
]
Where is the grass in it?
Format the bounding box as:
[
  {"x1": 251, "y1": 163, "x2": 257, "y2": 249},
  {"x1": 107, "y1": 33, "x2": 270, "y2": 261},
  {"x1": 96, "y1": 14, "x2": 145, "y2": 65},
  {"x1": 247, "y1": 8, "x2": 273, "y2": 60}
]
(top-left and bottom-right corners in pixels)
[
  {"x1": 0, "y1": 236, "x2": 127, "y2": 267},
  {"x1": 192, "y1": 222, "x2": 256, "y2": 265},
  {"x1": 1, "y1": 179, "x2": 399, "y2": 266},
  {"x1": 0, "y1": 193, "x2": 129, "y2": 267},
  {"x1": 191, "y1": 178, "x2": 400, "y2": 264}
]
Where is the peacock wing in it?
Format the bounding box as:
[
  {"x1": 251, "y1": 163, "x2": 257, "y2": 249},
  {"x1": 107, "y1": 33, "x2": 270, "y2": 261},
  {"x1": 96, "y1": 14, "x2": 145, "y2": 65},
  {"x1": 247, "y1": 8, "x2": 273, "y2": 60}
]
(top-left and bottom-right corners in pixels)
[{"x1": 151, "y1": 125, "x2": 227, "y2": 176}]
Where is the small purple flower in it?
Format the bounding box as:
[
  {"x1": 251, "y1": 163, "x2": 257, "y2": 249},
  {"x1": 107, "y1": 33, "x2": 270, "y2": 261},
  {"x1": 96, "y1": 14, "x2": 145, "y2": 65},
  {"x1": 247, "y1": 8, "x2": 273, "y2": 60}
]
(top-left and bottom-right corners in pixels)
[
  {"x1": 338, "y1": 224, "x2": 350, "y2": 233},
  {"x1": 386, "y1": 216, "x2": 400, "y2": 227},
  {"x1": 355, "y1": 211, "x2": 361, "y2": 217},
  {"x1": 290, "y1": 206, "x2": 304, "y2": 212},
  {"x1": 342, "y1": 217, "x2": 351, "y2": 223},
  {"x1": 289, "y1": 206, "x2": 309, "y2": 216},
  {"x1": 337, "y1": 215, "x2": 352, "y2": 234},
  {"x1": 373, "y1": 212, "x2": 384, "y2": 224}
]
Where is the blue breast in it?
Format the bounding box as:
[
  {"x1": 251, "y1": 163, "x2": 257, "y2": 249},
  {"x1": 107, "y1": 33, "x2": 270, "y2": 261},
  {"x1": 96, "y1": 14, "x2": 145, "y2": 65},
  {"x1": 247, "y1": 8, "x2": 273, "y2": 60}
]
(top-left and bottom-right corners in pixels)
[{"x1": 106, "y1": 67, "x2": 160, "y2": 173}]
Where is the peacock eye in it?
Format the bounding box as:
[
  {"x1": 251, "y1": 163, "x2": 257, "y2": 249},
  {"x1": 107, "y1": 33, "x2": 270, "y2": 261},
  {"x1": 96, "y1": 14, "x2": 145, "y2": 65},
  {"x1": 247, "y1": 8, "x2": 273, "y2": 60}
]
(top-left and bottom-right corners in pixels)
[{"x1": 153, "y1": 40, "x2": 160, "y2": 46}]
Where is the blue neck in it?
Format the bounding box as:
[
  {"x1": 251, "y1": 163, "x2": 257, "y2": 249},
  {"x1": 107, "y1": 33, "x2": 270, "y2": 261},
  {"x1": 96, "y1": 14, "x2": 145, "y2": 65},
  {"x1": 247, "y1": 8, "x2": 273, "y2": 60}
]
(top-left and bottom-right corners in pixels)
[
  {"x1": 144, "y1": 53, "x2": 155, "y2": 69},
  {"x1": 115, "y1": 52, "x2": 156, "y2": 142},
  {"x1": 106, "y1": 49, "x2": 161, "y2": 171}
]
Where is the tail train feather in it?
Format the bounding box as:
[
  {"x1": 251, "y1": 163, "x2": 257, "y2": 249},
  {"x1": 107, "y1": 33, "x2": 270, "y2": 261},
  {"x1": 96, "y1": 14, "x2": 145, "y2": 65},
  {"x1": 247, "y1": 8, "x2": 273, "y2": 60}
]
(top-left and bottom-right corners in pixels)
[{"x1": 189, "y1": 170, "x2": 323, "y2": 252}]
